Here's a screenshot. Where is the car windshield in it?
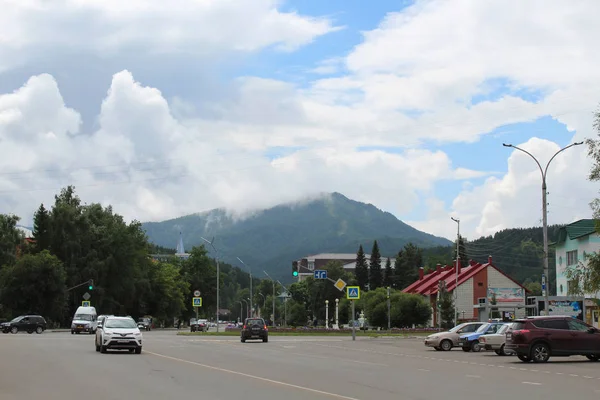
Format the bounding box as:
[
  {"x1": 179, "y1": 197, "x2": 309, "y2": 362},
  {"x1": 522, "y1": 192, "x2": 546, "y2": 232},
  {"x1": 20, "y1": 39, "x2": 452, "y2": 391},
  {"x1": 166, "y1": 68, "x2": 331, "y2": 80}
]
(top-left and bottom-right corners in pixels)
[
  {"x1": 476, "y1": 323, "x2": 491, "y2": 333},
  {"x1": 498, "y1": 324, "x2": 511, "y2": 334},
  {"x1": 246, "y1": 319, "x2": 265, "y2": 326},
  {"x1": 449, "y1": 323, "x2": 467, "y2": 333},
  {"x1": 74, "y1": 314, "x2": 93, "y2": 321},
  {"x1": 105, "y1": 319, "x2": 137, "y2": 329},
  {"x1": 10, "y1": 316, "x2": 24, "y2": 323}
]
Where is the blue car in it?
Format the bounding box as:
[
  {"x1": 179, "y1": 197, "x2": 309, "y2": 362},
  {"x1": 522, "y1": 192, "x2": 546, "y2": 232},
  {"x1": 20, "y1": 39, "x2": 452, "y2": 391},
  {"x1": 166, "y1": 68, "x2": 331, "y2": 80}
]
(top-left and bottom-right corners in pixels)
[{"x1": 458, "y1": 322, "x2": 504, "y2": 352}]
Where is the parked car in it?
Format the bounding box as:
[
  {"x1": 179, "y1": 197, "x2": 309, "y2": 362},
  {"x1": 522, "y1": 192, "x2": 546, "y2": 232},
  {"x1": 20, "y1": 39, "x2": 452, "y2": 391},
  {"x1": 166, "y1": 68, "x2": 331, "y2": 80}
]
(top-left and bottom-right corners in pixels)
[
  {"x1": 95, "y1": 316, "x2": 143, "y2": 354},
  {"x1": 458, "y1": 322, "x2": 504, "y2": 352},
  {"x1": 241, "y1": 318, "x2": 268, "y2": 343},
  {"x1": 424, "y1": 322, "x2": 485, "y2": 351},
  {"x1": 506, "y1": 316, "x2": 600, "y2": 363},
  {"x1": 478, "y1": 323, "x2": 514, "y2": 355},
  {"x1": 1, "y1": 315, "x2": 47, "y2": 334}
]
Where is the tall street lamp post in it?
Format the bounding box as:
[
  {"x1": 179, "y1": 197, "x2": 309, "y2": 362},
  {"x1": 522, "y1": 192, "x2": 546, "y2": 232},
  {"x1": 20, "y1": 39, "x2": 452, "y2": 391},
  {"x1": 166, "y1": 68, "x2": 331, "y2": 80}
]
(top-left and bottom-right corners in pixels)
[
  {"x1": 503, "y1": 141, "x2": 584, "y2": 315},
  {"x1": 201, "y1": 236, "x2": 220, "y2": 333},
  {"x1": 451, "y1": 216, "x2": 460, "y2": 327},
  {"x1": 263, "y1": 270, "x2": 276, "y2": 325}
]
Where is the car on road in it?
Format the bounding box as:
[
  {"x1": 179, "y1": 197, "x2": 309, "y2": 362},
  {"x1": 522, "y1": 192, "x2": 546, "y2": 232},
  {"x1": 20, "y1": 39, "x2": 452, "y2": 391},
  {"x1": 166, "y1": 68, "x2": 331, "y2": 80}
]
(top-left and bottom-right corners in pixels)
[
  {"x1": 95, "y1": 316, "x2": 143, "y2": 354},
  {"x1": 137, "y1": 317, "x2": 152, "y2": 331},
  {"x1": 458, "y1": 322, "x2": 504, "y2": 352},
  {"x1": 71, "y1": 306, "x2": 98, "y2": 334},
  {"x1": 506, "y1": 316, "x2": 600, "y2": 363},
  {"x1": 241, "y1": 318, "x2": 268, "y2": 343},
  {"x1": 479, "y1": 323, "x2": 514, "y2": 355},
  {"x1": 1, "y1": 315, "x2": 47, "y2": 334},
  {"x1": 424, "y1": 322, "x2": 485, "y2": 351},
  {"x1": 190, "y1": 318, "x2": 208, "y2": 332}
]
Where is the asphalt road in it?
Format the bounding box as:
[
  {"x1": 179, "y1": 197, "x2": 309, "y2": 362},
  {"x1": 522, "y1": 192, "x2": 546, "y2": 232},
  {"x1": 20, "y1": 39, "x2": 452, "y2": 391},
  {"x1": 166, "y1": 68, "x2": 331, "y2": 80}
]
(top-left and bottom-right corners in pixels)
[{"x1": 2, "y1": 331, "x2": 600, "y2": 400}]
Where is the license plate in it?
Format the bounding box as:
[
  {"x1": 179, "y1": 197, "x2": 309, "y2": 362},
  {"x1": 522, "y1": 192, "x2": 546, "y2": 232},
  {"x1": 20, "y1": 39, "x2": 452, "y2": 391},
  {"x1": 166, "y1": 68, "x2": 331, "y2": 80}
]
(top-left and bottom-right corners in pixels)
[
  {"x1": 118, "y1": 340, "x2": 129, "y2": 343},
  {"x1": 458, "y1": 342, "x2": 464, "y2": 346},
  {"x1": 506, "y1": 333, "x2": 512, "y2": 340}
]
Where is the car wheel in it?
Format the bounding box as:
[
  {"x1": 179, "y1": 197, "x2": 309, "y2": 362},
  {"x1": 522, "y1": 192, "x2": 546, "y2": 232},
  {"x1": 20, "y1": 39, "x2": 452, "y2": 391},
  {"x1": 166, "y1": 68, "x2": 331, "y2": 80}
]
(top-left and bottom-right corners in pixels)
[
  {"x1": 586, "y1": 355, "x2": 600, "y2": 361},
  {"x1": 10, "y1": 326, "x2": 18, "y2": 334},
  {"x1": 71, "y1": 331, "x2": 74, "y2": 335},
  {"x1": 440, "y1": 340, "x2": 452, "y2": 351},
  {"x1": 95, "y1": 342, "x2": 100, "y2": 352},
  {"x1": 531, "y1": 343, "x2": 550, "y2": 363},
  {"x1": 517, "y1": 354, "x2": 531, "y2": 362},
  {"x1": 263, "y1": 337, "x2": 268, "y2": 343},
  {"x1": 101, "y1": 345, "x2": 107, "y2": 354},
  {"x1": 470, "y1": 341, "x2": 481, "y2": 352},
  {"x1": 241, "y1": 337, "x2": 246, "y2": 343},
  {"x1": 27, "y1": 330, "x2": 33, "y2": 334},
  {"x1": 434, "y1": 347, "x2": 441, "y2": 351},
  {"x1": 498, "y1": 344, "x2": 507, "y2": 356},
  {"x1": 462, "y1": 346, "x2": 470, "y2": 352},
  {"x1": 135, "y1": 347, "x2": 142, "y2": 354}
]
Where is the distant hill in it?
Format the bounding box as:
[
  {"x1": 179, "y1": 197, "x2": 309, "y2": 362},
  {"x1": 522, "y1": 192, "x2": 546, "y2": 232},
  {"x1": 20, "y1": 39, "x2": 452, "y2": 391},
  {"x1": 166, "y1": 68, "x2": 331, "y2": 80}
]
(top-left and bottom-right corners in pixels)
[{"x1": 142, "y1": 192, "x2": 451, "y2": 281}]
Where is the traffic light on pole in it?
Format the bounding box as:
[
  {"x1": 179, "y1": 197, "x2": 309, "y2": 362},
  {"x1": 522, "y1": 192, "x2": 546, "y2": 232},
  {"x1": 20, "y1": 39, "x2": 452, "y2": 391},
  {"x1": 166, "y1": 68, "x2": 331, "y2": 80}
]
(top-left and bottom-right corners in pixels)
[
  {"x1": 88, "y1": 279, "x2": 94, "y2": 290},
  {"x1": 292, "y1": 261, "x2": 298, "y2": 277}
]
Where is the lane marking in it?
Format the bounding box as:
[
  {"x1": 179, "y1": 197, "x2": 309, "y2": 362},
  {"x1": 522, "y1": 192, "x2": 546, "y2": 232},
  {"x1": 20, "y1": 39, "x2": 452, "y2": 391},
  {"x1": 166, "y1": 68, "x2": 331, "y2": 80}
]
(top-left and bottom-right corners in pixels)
[
  {"x1": 417, "y1": 369, "x2": 430, "y2": 372},
  {"x1": 465, "y1": 375, "x2": 481, "y2": 378},
  {"x1": 145, "y1": 351, "x2": 361, "y2": 400},
  {"x1": 522, "y1": 382, "x2": 541, "y2": 386}
]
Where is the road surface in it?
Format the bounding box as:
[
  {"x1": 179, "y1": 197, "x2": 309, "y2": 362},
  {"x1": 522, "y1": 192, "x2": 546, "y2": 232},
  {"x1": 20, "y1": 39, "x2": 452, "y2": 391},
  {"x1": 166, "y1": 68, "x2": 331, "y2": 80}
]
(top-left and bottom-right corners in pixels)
[{"x1": 2, "y1": 331, "x2": 600, "y2": 400}]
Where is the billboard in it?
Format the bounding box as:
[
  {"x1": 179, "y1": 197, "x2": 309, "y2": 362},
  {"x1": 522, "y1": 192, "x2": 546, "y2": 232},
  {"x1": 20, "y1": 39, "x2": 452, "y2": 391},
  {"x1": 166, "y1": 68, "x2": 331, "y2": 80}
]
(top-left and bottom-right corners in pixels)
[
  {"x1": 487, "y1": 287, "x2": 525, "y2": 303},
  {"x1": 548, "y1": 300, "x2": 584, "y2": 320}
]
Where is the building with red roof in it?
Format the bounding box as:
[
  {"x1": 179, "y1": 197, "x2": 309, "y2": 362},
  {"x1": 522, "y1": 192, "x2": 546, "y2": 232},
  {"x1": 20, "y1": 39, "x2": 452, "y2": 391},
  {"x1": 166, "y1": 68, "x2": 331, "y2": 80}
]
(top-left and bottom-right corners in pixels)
[{"x1": 403, "y1": 256, "x2": 528, "y2": 326}]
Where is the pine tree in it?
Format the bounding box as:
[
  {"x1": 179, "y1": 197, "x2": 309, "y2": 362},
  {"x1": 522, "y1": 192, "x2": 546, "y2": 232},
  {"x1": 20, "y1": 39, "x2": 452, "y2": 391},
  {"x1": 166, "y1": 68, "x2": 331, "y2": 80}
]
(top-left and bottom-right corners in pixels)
[
  {"x1": 383, "y1": 257, "x2": 393, "y2": 287},
  {"x1": 32, "y1": 203, "x2": 51, "y2": 252},
  {"x1": 369, "y1": 240, "x2": 382, "y2": 290},
  {"x1": 438, "y1": 281, "x2": 455, "y2": 329},
  {"x1": 354, "y1": 245, "x2": 369, "y2": 291}
]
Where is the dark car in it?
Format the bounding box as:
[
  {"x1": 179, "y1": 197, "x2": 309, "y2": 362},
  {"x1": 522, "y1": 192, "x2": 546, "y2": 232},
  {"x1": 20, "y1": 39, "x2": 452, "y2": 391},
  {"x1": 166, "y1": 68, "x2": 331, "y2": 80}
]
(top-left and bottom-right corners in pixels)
[
  {"x1": 137, "y1": 317, "x2": 152, "y2": 331},
  {"x1": 1, "y1": 315, "x2": 47, "y2": 334},
  {"x1": 189, "y1": 318, "x2": 207, "y2": 332},
  {"x1": 241, "y1": 318, "x2": 268, "y2": 343},
  {"x1": 506, "y1": 316, "x2": 600, "y2": 363}
]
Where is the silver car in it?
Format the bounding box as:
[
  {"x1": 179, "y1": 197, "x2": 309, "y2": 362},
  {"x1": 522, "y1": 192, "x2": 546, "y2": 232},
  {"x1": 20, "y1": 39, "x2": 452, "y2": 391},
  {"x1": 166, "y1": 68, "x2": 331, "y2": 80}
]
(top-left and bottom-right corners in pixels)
[{"x1": 424, "y1": 322, "x2": 485, "y2": 351}]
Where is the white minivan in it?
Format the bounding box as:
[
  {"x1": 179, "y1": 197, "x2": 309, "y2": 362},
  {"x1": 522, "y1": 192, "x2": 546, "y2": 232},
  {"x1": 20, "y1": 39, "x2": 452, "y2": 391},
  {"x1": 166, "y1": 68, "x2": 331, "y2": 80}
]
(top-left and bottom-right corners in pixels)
[{"x1": 71, "y1": 306, "x2": 98, "y2": 334}]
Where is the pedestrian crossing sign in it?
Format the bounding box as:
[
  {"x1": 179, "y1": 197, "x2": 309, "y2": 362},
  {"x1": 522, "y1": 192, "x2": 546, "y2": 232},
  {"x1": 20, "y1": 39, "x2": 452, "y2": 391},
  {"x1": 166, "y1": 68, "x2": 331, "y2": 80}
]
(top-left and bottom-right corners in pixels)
[
  {"x1": 347, "y1": 286, "x2": 360, "y2": 300},
  {"x1": 81, "y1": 301, "x2": 91, "y2": 307},
  {"x1": 192, "y1": 297, "x2": 202, "y2": 307}
]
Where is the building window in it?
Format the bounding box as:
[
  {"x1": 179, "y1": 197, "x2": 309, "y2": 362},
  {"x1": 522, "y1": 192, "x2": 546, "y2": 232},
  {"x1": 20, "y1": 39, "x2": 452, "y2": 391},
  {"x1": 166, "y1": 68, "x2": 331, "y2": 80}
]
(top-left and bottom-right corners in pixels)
[
  {"x1": 308, "y1": 261, "x2": 315, "y2": 271},
  {"x1": 566, "y1": 250, "x2": 578, "y2": 266}
]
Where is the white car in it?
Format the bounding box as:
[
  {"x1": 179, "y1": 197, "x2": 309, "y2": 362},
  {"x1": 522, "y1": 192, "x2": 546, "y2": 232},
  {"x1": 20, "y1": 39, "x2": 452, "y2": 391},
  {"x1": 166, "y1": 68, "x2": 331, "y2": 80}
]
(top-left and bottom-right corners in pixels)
[
  {"x1": 478, "y1": 323, "x2": 514, "y2": 356},
  {"x1": 95, "y1": 316, "x2": 143, "y2": 354}
]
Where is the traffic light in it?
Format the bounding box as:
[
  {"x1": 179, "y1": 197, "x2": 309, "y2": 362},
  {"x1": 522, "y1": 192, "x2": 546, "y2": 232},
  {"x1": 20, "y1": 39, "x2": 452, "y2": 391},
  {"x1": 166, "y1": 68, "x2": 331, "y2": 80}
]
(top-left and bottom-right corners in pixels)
[
  {"x1": 292, "y1": 261, "x2": 298, "y2": 277},
  {"x1": 88, "y1": 279, "x2": 94, "y2": 290}
]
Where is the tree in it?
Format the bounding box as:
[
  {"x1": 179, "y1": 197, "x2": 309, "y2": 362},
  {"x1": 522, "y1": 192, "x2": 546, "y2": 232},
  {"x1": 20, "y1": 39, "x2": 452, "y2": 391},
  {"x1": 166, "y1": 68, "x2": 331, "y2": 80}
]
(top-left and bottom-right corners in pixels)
[
  {"x1": 524, "y1": 282, "x2": 542, "y2": 296},
  {"x1": 453, "y1": 235, "x2": 469, "y2": 266},
  {"x1": 0, "y1": 251, "x2": 67, "y2": 322},
  {"x1": 391, "y1": 292, "x2": 431, "y2": 328},
  {"x1": 32, "y1": 204, "x2": 51, "y2": 252},
  {"x1": 369, "y1": 240, "x2": 382, "y2": 289},
  {"x1": 354, "y1": 245, "x2": 369, "y2": 291},
  {"x1": 394, "y1": 243, "x2": 423, "y2": 290},
  {"x1": 383, "y1": 257, "x2": 393, "y2": 287},
  {"x1": 437, "y1": 281, "x2": 455, "y2": 329},
  {"x1": 0, "y1": 214, "x2": 24, "y2": 269}
]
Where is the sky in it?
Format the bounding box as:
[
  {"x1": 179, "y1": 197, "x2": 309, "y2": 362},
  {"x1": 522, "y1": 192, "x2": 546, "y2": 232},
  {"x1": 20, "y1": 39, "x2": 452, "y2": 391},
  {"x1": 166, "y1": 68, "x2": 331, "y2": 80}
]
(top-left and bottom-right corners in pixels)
[{"x1": 1, "y1": 0, "x2": 599, "y2": 242}]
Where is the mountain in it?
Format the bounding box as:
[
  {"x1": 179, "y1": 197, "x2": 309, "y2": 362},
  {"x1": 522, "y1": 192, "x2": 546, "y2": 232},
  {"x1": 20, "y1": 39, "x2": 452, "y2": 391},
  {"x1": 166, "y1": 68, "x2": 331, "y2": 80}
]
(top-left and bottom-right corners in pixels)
[{"x1": 142, "y1": 192, "x2": 452, "y2": 281}]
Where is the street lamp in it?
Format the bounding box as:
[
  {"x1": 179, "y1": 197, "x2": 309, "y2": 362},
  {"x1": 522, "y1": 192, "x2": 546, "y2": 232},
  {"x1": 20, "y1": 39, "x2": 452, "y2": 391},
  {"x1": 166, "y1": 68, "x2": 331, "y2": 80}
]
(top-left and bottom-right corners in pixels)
[
  {"x1": 503, "y1": 141, "x2": 584, "y2": 315},
  {"x1": 257, "y1": 293, "x2": 265, "y2": 317},
  {"x1": 237, "y1": 257, "x2": 253, "y2": 317},
  {"x1": 325, "y1": 300, "x2": 329, "y2": 329},
  {"x1": 276, "y1": 280, "x2": 288, "y2": 328},
  {"x1": 238, "y1": 301, "x2": 243, "y2": 322},
  {"x1": 246, "y1": 298, "x2": 251, "y2": 318},
  {"x1": 201, "y1": 236, "x2": 220, "y2": 333},
  {"x1": 263, "y1": 270, "x2": 276, "y2": 325},
  {"x1": 241, "y1": 299, "x2": 248, "y2": 321},
  {"x1": 451, "y1": 216, "x2": 460, "y2": 327},
  {"x1": 335, "y1": 298, "x2": 339, "y2": 329}
]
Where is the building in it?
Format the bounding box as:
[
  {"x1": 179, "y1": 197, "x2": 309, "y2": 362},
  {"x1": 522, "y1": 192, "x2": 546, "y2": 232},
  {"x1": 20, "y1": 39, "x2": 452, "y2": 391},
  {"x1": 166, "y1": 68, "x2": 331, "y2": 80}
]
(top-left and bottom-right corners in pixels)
[
  {"x1": 294, "y1": 253, "x2": 395, "y2": 281},
  {"x1": 554, "y1": 219, "x2": 600, "y2": 326},
  {"x1": 403, "y1": 256, "x2": 529, "y2": 326}
]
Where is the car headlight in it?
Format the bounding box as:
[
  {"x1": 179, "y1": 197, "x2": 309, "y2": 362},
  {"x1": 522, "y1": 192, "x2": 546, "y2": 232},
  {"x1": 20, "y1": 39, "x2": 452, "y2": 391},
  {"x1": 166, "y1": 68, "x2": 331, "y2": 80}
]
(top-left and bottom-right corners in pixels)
[
  {"x1": 428, "y1": 335, "x2": 438, "y2": 340},
  {"x1": 134, "y1": 333, "x2": 141, "y2": 336}
]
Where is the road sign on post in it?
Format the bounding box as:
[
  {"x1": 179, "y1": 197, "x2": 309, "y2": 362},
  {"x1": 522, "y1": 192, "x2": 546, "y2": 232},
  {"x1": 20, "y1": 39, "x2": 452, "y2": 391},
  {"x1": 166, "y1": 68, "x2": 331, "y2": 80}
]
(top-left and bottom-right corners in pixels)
[
  {"x1": 82, "y1": 292, "x2": 91, "y2": 301},
  {"x1": 347, "y1": 286, "x2": 360, "y2": 300},
  {"x1": 192, "y1": 297, "x2": 202, "y2": 307},
  {"x1": 314, "y1": 270, "x2": 327, "y2": 279},
  {"x1": 334, "y1": 279, "x2": 346, "y2": 291},
  {"x1": 194, "y1": 290, "x2": 201, "y2": 297},
  {"x1": 82, "y1": 301, "x2": 91, "y2": 307}
]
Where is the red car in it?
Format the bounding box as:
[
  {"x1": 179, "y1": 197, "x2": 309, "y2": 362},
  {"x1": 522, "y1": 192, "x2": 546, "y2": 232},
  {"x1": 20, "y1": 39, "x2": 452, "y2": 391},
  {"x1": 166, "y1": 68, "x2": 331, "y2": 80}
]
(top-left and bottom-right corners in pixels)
[{"x1": 506, "y1": 316, "x2": 600, "y2": 363}]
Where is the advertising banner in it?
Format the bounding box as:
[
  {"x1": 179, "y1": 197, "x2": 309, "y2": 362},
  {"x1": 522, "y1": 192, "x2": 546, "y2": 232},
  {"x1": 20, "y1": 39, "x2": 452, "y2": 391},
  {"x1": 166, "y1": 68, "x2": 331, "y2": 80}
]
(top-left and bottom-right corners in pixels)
[
  {"x1": 487, "y1": 287, "x2": 525, "y2": 303},
  {"x1": 548, "y1": 300, "x2": 584, "y2": 319}
]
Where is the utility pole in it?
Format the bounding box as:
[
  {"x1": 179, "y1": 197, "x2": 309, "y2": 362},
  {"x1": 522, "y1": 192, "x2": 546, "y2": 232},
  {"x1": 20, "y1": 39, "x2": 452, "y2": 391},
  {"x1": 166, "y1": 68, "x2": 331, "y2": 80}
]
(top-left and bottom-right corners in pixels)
[
  {"x1": 451, "y1": 217, "x2": 460, "y2": 326},
  {"x1": 387, "y1": 286, "x2": 391, "y2": 331},
  {"x1": 201, "y1": 237, "x2": 220, "y2": 333},
  {"x1": 237, "y1": 257, "x2": 252, "y2": 317},
  {"x1": 503, "y1": 142, "x2": 583, "y2": 316}
]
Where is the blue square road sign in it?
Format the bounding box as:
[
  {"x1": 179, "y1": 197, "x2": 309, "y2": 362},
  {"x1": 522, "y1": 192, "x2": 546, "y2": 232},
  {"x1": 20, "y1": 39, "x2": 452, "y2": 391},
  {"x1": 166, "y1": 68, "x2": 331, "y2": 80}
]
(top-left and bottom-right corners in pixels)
[
  {"x1": 347, "y1": 286, "x2": 360, "y2": 300},
  {"x1": 192, "y1": 297, "x2": 202, "y2": 307},
  {"x1": 314, "y1": 270, "x2": 327, "y2": 279}
]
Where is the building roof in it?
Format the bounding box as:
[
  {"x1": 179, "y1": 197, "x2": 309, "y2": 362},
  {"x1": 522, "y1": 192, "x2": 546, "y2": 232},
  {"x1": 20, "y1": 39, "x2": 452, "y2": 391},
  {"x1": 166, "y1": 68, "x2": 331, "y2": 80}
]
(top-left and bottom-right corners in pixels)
[
  {"x1": 403, "y1": 257, "x2": 526, "y2": 296},
  {"x1": 304, "y1": 253, "x2": 364, "y2": 260},
  {"x1": 554, "y1": 219, "x2": 598, "y2": 245}
]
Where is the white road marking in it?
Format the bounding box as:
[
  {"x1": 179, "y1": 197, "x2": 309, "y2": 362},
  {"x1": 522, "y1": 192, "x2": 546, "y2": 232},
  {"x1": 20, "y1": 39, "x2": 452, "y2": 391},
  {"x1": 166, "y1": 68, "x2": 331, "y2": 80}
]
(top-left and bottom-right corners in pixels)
[
  {"x1": 466, "y1": 375, "x2": 481, "y2": 378},
  {"x1": 417, "y1": 369, "x2": 430, "y2": 372},
  {"x1": 522, "y1": 382, "x2": 541, "y2": 386},
  {"x1": 146, "y1": 351, "x2": 361, "y2": 400}
]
